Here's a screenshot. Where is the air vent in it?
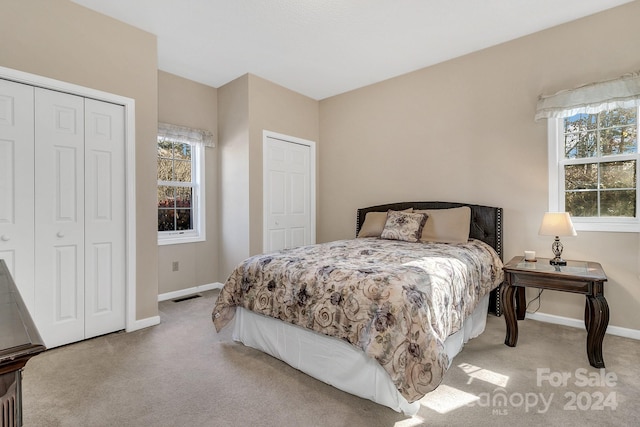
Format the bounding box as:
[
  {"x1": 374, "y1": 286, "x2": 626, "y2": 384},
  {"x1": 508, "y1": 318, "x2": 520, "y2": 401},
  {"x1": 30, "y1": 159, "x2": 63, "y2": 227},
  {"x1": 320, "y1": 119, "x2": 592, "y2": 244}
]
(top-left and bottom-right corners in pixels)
[{"x1": 172, "y1": 294, "x2": 202, "y2": 303}]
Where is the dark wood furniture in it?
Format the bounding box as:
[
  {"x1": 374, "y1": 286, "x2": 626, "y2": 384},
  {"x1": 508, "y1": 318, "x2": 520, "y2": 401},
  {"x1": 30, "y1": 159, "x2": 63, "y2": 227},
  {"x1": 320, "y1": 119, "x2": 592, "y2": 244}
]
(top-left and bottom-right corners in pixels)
[
  {"x1": 0, "y1": 260, "x2": 46, "y2": 427},
  {"x1": 502, "y1": 256, "x2": 608, "y2": 368},
  {"x1": 357, "y1": 201, "x2": 504, "y2": 316}
]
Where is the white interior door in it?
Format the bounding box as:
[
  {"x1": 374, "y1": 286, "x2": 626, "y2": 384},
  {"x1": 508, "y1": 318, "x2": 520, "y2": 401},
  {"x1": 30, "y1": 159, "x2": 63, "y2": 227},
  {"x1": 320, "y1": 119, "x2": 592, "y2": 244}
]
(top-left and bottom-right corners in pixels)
[
  {"x1": 0, "y1": 79, "x2": 35, "y2": 312},
  {"x1": 263, "y1": 132, "x2": 315, "y2": 252},
  {"x1": 84, "y1": 98, "x2": 126, "y2": 338},
  {"x1": 34, "y1": 87, "x2": 86, "y2": 348}
]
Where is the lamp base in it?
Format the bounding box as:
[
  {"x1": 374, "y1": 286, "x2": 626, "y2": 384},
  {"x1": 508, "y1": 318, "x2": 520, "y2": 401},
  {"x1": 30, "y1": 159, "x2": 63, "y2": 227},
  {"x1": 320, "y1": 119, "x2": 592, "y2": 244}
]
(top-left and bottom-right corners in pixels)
[{"x1": 550, "y1": 237, "x2": 567, "y2": 266}]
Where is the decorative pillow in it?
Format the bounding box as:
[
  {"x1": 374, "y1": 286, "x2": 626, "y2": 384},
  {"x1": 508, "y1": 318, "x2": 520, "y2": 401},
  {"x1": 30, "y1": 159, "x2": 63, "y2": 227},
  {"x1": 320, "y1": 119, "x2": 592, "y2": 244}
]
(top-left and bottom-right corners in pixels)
[
  {"x1": 380, "y1": 210, "x2": 428, "y2": 243},
  {"x1": 357, "y1": 208, "x2": 413, "y2": 238},
  {"x1": 415, "y1": 206, "x2": 471, "y2": 244}
]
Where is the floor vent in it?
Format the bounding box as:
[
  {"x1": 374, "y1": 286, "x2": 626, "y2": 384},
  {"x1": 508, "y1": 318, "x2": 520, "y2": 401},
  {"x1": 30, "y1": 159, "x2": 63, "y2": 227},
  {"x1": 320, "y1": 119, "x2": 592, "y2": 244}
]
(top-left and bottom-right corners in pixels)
[{"x1": 172, "y1": 294, "x2": 202, "y2": 303}]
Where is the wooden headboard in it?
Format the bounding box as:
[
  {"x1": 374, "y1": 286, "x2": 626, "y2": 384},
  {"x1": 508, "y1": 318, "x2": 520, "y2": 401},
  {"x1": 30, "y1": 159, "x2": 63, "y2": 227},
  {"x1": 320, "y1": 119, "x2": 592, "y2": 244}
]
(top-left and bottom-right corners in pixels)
[{"x1": 356, "y1": 201, "x2": 504, "y2": 316}]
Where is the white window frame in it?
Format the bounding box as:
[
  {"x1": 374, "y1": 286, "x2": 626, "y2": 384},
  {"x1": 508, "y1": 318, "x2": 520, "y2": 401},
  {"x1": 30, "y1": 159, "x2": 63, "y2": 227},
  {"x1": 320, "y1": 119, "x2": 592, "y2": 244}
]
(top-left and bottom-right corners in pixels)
[
  {"x1": 547, "y1": 108, "x2": 640, "y2": 233},
  {"x1": 157, "y1": 138, "x2": 206, "y2": 245}
]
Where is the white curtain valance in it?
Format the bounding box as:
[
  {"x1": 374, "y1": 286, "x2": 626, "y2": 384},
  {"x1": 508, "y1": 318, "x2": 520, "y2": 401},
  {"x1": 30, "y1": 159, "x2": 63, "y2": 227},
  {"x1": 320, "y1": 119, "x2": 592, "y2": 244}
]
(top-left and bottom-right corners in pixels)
[
  {"x1": 534, "y1": 71, "x2": 640, "y2": 121},
  {"x1": 158, "y1": 122, "x2": 215, "y2": 148}
]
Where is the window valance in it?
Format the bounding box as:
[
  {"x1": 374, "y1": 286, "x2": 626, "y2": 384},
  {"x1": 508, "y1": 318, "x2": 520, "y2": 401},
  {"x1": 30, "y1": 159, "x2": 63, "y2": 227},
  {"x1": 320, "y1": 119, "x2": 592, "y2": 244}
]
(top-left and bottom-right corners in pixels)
[
  {"x1": 158, "y1": 122, "x2": 215, "y2": 148},
  {"x1": 534, "y1": 71, "x2": 640, "y2": 121}
]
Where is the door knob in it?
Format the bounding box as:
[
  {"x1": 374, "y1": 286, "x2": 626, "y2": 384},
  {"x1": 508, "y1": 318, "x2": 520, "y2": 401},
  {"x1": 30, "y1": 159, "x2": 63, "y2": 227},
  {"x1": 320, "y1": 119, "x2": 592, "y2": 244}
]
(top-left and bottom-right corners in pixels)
[
  {"x1": 0, "y1": 235, "x2": 9, "y2": 242},
  {"x1": 57, "y1": 232, "x2": 65, "y2": 238}
]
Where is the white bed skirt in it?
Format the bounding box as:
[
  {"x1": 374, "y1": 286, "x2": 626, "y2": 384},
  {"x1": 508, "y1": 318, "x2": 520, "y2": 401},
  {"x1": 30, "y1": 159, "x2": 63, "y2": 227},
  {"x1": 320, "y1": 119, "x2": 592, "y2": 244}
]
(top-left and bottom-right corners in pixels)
[{"x1": 232, "y1": 293, "x2": 491, "y2": 416}]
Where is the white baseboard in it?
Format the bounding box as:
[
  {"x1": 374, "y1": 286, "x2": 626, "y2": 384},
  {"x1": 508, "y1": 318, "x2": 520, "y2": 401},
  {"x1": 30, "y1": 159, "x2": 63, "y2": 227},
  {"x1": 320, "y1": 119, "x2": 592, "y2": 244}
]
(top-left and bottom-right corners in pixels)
[
  {"x1": 526, "y1": 312, "x2": 640, "y2": 341},
  {"x1": 123, "y1": 283, "x2": 223, "y2": 333},
  {"x1": 157, "y1": 282, "x2": 224, "y2": 302},
  {"x1": 126, "y1": 315, "x2": 161, "y2": 332}
]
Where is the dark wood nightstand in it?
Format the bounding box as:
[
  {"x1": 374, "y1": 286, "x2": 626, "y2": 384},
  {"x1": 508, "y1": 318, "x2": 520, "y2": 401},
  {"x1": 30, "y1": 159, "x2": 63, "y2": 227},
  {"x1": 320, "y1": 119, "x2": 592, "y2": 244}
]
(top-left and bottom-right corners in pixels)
[
  {"x1": 502, "y1": 256, "x2": 608, "y2": 368},
  {"x1": 1, "y1": 260, "x2": 46, "y2": 426}
]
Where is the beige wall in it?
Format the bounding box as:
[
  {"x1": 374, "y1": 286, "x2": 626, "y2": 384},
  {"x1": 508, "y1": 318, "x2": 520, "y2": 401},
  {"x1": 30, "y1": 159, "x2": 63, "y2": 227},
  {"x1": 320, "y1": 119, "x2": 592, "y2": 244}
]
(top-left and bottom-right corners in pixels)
[
  {"x1": 318, "y1": 1, "x2": 640, "y2": 331},
  {"x1": 218, "y1": 75, "x2": 251, "y2": 279},
  {"x1": 217, "y1": 74, "x2": 319, "y2": 279},
  {"x1": 0, "y1": 0, "x2": 159, "y2": 321},
  {"x1": 247, "y1": 74, "x2": 320, "y2": 257},
  {"x1": 157, "y1": 71, "x2": 218, "y2": 294}
]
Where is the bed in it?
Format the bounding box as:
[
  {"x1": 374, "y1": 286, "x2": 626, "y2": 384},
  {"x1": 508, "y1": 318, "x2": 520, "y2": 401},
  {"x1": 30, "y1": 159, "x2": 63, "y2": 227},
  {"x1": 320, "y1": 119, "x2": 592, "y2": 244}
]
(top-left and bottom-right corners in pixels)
[{"x1": 212, "y1": 202, "x2": 504, "y2": 415}]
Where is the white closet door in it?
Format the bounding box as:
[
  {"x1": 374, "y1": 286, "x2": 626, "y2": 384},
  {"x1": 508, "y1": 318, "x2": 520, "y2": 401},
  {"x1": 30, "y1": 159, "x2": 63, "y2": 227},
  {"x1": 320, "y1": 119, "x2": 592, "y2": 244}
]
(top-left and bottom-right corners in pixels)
[
  {"x1": 34, "y1": 87, "x2": 85, "y2": 348},
  {"x1": 264, "y1": 137, "x2": 312, "y2": 251},
  {"x1": 84, "y1": 98, "x2": 126, "y2": 338},
  {"x1": 0, "y1": 79, "x2": 35, "y2": 312}
]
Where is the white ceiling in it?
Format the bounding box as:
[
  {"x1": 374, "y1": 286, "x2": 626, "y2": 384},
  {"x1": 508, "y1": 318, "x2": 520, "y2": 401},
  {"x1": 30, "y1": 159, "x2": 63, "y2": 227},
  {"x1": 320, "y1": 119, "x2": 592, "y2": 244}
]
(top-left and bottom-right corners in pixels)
[{"x1": 72, "y1": 0, "x2": 633, "y2": 100}]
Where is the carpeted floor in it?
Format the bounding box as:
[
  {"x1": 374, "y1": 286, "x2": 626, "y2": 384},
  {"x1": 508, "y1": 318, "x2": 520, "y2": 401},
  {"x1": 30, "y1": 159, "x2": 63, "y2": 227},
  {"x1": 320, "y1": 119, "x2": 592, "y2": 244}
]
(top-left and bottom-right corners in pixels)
[{"x1": 22, "y1": 289, "x2": 640, "y2": 426}]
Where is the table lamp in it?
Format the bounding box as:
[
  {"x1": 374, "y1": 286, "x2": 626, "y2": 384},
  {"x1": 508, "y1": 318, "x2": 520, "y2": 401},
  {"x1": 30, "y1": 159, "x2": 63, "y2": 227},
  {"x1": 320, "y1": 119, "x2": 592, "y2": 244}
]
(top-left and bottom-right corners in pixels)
[{"x1": 538, "y1": 212, "x2": 577, "y2": 266}]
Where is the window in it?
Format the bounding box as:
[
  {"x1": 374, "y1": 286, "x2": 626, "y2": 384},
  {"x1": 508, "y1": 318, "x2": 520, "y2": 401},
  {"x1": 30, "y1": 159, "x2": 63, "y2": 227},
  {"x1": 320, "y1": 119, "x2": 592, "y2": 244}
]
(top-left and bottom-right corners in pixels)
[
  {"x1": 157, "y1": 123, "x2": 213, "y2": 245},
  {"x1": 538, "y1": 71, "x2": 640, "y2": 232},
  {"x1": 548, "y1": 107, "x2": 639, "y2": 232},
  {"x1": 562, "y1": 108, "x2": 637, "y2": 213}
]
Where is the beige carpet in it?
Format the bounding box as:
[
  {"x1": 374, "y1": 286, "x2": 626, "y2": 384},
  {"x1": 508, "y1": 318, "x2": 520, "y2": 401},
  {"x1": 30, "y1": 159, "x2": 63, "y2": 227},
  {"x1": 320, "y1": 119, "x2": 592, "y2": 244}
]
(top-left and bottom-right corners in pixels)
[{"x1": 22, "y1": 289, "x2": 639, "y2": 426}]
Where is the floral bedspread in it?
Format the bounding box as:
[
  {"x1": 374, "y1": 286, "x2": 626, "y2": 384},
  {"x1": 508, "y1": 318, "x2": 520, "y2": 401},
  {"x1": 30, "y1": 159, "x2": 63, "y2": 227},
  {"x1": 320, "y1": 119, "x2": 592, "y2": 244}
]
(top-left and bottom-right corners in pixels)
[{"x1": 212, "y1": 238, "x2": 504, "y2": 402}]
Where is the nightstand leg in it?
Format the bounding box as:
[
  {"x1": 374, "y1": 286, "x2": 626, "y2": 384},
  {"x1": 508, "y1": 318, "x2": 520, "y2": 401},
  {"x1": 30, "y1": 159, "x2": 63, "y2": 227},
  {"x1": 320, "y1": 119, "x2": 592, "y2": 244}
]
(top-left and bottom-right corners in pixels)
[
  {"x1": 584, "y1": 298, "x2": 591, "y2": 332},
  {"x1": 516, "y1": 287, "x2": 526, "y2": 320},
  {"x1": 502, "y1": 282, "x2": 519, "y2": 347},
  {"x1": 585, "y1": 293, "x2": 609, "y2": 368}
]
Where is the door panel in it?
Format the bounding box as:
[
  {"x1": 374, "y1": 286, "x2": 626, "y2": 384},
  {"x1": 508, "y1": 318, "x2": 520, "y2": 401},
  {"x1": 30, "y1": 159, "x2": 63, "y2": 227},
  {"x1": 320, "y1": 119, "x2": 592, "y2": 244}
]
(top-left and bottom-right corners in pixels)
[
  {"x1": 266, "y1": 169, "x2": 287, "y2": 252},
  {"x1": 55, "y1": 245, "x2": 80, "y2": 321},
  {"x1": 91, "y1": 242, "x2": 113, "y2": 313},
  {"x1": 269, "y1": 170, "x2": 286, "y2": 215},
  {"x1": 34, "y1": 87, "x2": 85, "y2": 348},
  {"x1": 0, "y1": 79, "x2": 35, "y2": 311},
  {"x1": 290, "y1": 172, "x2": 306, "y2": 213},
  {"x1": 290, "y1": 227, "x2": 306, "y2": 248},
  {"x1": 268, "y1": 230, "x2": 286, "y2": 253},
  {"x1": 84, "y1": 98, "x2": 126, "y2": 338},
  {"x1": 56, "y1": 146, "x2": 80, "y2": 221}
]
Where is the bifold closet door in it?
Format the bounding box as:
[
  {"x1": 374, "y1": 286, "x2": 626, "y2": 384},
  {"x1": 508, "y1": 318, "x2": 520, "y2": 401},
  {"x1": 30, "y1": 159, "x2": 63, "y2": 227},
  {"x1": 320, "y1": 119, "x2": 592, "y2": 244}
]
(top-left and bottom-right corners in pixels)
[
  {"x1": 34, "y1": 88, "x2": 86, "y2": 347},
  {"x1": 83, "y1": 98, "x2": 126, "y2": 339},
  {"x1": 0, "y1": 79, "x2": 35, "y2": 313},
  {"x1": 33, "y1": 90, "x2": 126, "y2": 348},
  {"x1": 1, "y1": 80, "x2": 126, "y2": 349}
]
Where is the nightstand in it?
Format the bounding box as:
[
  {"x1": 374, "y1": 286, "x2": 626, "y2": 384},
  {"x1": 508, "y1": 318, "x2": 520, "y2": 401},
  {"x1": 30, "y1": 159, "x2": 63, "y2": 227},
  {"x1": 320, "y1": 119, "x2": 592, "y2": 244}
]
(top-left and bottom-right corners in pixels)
[
  {"x1": 502, "y1": 256, "x2": 609, "y2": 368},
  {"x1": 1, "y1": 260, "x2": 46, "y2": 426}
]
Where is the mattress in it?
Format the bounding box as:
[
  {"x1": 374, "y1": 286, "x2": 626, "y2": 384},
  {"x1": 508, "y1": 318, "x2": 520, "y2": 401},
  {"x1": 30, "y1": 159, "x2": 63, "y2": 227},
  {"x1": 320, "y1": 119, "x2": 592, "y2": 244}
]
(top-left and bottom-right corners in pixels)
[{"x1": 231, "y1": 293, "x2": 491, "y2": 415}]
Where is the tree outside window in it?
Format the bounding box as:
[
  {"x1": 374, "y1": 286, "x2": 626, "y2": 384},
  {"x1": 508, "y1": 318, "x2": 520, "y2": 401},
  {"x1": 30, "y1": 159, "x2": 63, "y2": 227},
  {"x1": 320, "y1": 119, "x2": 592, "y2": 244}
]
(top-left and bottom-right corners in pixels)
[
  {"x1": 561, "y1": 107, "x2": 637, "y2": 219},
  {"x1": 157, "y1": 137, "x2": 194, "y2": 232}
]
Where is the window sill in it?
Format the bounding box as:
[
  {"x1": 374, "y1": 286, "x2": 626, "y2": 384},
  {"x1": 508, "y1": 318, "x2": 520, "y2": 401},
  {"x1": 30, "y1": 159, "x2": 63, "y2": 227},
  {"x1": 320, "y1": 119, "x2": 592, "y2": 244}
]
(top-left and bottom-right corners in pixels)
[
  {"x1": 158, "y1": 234, "x2": 205, "y2": 246},
  {"x1": 573, "y1": 221, "x2": 640, "y2": 233}
]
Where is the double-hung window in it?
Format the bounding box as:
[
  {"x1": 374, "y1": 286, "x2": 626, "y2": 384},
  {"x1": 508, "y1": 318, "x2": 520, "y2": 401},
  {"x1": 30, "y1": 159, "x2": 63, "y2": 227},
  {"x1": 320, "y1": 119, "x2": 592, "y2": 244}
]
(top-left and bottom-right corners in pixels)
[
  {"x1": 537, "y1": 72, "x2": 640, "y2": 232},
  {"x1": 157, "y1": 123, "x2": 213, "y2": 245}
]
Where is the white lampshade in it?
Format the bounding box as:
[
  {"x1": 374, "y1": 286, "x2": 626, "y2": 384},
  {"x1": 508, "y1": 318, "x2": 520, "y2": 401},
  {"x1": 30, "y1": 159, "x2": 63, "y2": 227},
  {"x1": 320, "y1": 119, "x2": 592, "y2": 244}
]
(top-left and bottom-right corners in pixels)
[{"x1": 538, "y1": 212, "x2": 577, "y2": 237}]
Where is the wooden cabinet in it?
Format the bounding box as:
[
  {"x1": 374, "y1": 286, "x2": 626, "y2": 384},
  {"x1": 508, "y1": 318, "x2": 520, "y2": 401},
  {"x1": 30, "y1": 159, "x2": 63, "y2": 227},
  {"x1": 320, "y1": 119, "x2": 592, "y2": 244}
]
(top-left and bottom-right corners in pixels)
[{"x1": 1, "y1": 260, "x2": 45, "y2": 427}]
